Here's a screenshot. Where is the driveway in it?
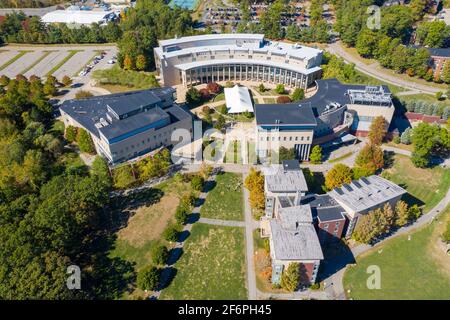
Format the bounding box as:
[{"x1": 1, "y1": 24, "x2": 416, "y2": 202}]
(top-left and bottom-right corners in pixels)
[{"x1": 326, "y1": 41, "x2": 441, "y2": 95}]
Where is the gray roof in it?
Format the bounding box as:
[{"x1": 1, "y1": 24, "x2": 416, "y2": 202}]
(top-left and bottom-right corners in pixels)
[
  {"x1": 270, "y1": 220, "x2": 323, "y2": 261},
  {"x1": 255, "y1": 103, "x2": 317, "y2": 127},
  {"x1": 106, "y1": 90, "x2": 162, "y2": 117},
  {"x1": 327, "y1": 175, "x2": 407, "y2": 213},
  {"x1": 265, "y1": 167, "x2": 309, "y2": 193},
  {"x1": 59, "y1": 88, "x2": 188, "y2": 141},
  {"x1": 316, "y1": 207, "x2": 346, "y2": 223},
  {"x1": 282, "y1": 160, "x2": 300, "y2": 171},
  {"x1": 255, "y1": 79, "x2": 392, "y2": 127},
  {"x1": 278, "y1": 204, "x2": 313, "y2": 227}
]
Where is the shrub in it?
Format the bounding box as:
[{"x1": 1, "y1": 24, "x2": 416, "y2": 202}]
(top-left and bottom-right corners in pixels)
[
  {"x1": 137, "y1": 265, "x2": 160, "y2": 291},
  {"x1": 310, "y1": 283, "x2": 320, "y2": 290},
  {"x1": 76, "y1": 128, "x2": 95, "y2": 154},
  {"x1": 65, "y1": 125, "x2": 77, "y2": 143},
  {"x1": 185, "y1": 87, "x2": 202, "y2": 105},
  {"x1": 163, "y1": 224, "x2": 179, "y2": 242},
  {"x1": 275, "y1": 84, "x2": 285, "y2": 94},
  {"x1": 61, "y1": 75, "x2": 73, "y2": 87},
  {"x1": 280, "y1": 263, "x2": 300, "y2": 292},
  {"x1": 393, "y1": 136, "x2": 401, "y2": 144},
  {"x1": 202, "y1": 105, "x2": 212, "y2": 115},
  {"x1": 218, "y1": 104, "x2": 228, "y2": 114},
  {"x1": 199, "y1": 88, "x2": 211, "y2": 100},
  {"x1": 75, "y1": 90, "x2": 94, "y2": 99},
  {"x1": 258, "y1": 83, "x2": 266, "y2": 92},
  {"x1": 190, "y1": 175, "x2": 204, "y2": 191},
  {"x1": 291, "y1": 88, "x2": 305, "y2": 101},
  {"x1": 277, "y1": 96, "x2": 292, "y2": 104},
  {"x1": 113, "y1": 165, "x2": 136, "y2": 189},
  {"x1": 309, "y1": 145, "x2": 322, "y2": 164},
  {"x1": 207, "y1": 82, "x2": 221, "y2": 94},
  {"x1": 175, "y1": 205, "x2": 189, "y2": 225},
  {"x1": 151, "y1": 244, "x2": 169, "y2": 266}
]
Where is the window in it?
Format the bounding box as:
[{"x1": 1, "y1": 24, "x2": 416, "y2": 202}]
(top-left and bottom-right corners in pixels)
[{"x1": 323, "y1": 223, "x2": 329, "y2": 229}]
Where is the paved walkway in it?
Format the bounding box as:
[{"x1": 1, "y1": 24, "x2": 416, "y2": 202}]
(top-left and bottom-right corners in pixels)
[
  {"x1": 198, "y1": 217, "x2": 246, "y2": 227},
  {"x1": 326, "y1": 41, "x2": 441, "y2": 94}
]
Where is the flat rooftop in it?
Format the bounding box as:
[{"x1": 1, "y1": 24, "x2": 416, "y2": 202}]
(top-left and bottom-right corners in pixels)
[
  {"x1": 265, "y1": 166, "x2": 309, "y2": 193},
  {"x1": 255, "y1": 103, "x2": 317, "y2": 127},
  {"x1": 327, "y1": 175, "x2": 407, "y2": 213},
  {"x1": 60, "y1": 88, "x2": 189, "y2": 142},
  {"x1": 278, "y1": 204, "x2": 313, "y2": 227},
  {"x1": 270, "y1": 220, "x2": 323, "y2": 261}
]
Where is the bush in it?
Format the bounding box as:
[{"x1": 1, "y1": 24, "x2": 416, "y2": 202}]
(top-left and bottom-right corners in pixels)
[
  {"x1": 151, "y1": 244, "x2": 169, "y2": 266},
  {"x1": 393, "y1": 136, "x2": 401, "y2": 144},
  {"x1": 202, "y1": 105, "x2": 212, "y2": 115},
  {"x1": 310, "y1": 283, "x2": 320, "y2": 290},
  {"x1": 163, "y1": 224, "x2": 180, "y2": 242},
  {"x1": 258, "y1": 83, "x2": 266, "y2": 92},
  {"x1": 291, "y1": 88, "x2": 305, "y2": 102},
  {"x1": 275, "y1": 84, "x2": 285, "y2": 94},
  {"x1": 175, "y1": 205, "x2": 189, "y2": 225},
  {"x1": 277, "y1": 96, "x2": 292, "y2": 104},
  {"x1": 218, "y1": 104, "x2": 228, "y2": 114},
  {"x1": 75, "y1": 90, "x2": 94, "y2": 99},
  {"x1": 65, "y1": 125, "x2": 77, "y2": 143},
  {"x1": 137, "y1": 265, "x2": 160, "y2": 291},
  {"x1": 309, "y1": 145, "x2": 322, "y2": 164},
  {"x1": 190, "y1": 175, "x2": 204, "y2": 191},
  {"x1": 207, "y1": 82, "x2": 221, "y2": 94},
  {"x1": 76, "y1": 128, "x2": 95, "y2": 154},
  {"x1": 113, "y1": 165, "x2": 136, "y2": 189},
  {"x1": 185, "y1": 86, "x2": 201, "y2": 105}
]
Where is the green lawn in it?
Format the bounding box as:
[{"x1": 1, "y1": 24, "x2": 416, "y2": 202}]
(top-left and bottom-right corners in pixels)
[
  {"x1": 92, "y1": 65, "x2": 159, "y2": 90},
  {"x1": 382, "y1": 155, "x2": 450, "y2": 212},
  {"x1": 200, "y1": 172, "x2": 244, "y2": 221},
  {"x1": 160, "y1": 223, "x2": 247, "y2": 300},
  {"x1": 399, "y1": 93, "x2": 450, "y2": 107},
  {"x1": 344, "y1": 207, "x2": 450, "y2": 300}
]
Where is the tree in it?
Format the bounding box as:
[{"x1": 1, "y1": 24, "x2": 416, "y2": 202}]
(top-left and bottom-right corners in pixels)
[
  {"x1": 279, "y1": 146, "x2": 296, "y2": 161},
  {"x1": 175, "y1": 205, "x2": 189, "y2": 225},
  {"x1": 151, "y1": 244, "x2": 169, "y2": 266},
  {"x1": 76, "y1": 128, "x2": 95, "y2": 154},
  {"x1": 185, "y1": 87, "x2": 201, "y2": 105},
  {"x1": 324, "y1": 164, "x2": 353, "y2": 191},
  {"x1": 214, "y1": 114, "x2": 226, "y2": 131},
  {"x1": 355, "y1": 143, "x2": 384, "y2": 175},
  {"x1": 43, "y1": 80, "x2": 57, "y2": 96},
  {"x1": 65, "y1": 125, "x2": 77, "y2": 143},
  {"x1": 280, "y1": 263, "x2": 300, "y2": 292},
  {"x1": 123, "y1": 54, "x2": 134, "y2": 70},
  {"x1": 275, "y1": 84, "x2": 285, "y2": 94},
  {"x1": 163, "y1": 224, "x2": 179, "y2": 242},
  {"x1": 75, "y1": 90, "x2": 93, "y2": 99},
  {"x1": 135, "y1": 54, "x2": 147, "y2": 71},
  {"x1": 190, "y1": 175, "x2": 204, "y2": 191},
  {"x1": 291, "y1": 88, "x2": 305, "y2": 102},
  {"x1": 442, "y1": 60, "x2": 450, "y2": 84},
  {"x1": 91, "y1": 156, "x2": 112, "y2": 189},
  {"x1": 277, "y1": 96, "x2": 292, "y2": 104},
  {"x1": 408, "y1": 204, "x2": 422, "y2": 220},
  {"x1": 368, "y1": 116, "x2": 387, "y2": 145},
  {"x1": 309, "y1": 145, "x2": 322, "y2": 164},
  {"x1": 137, "y1": 265, "x2": 160, "y2": 291},
  {"x1": 61, "y1": 75, "x2": 72, "y2": 87},
  {"x1": 258, "y1": 83, "x2": 266, "y2": 92},
  {"x1": 400, "y1": 128, "x2": 412, "y2": 145},
  {"x1": 113, "y1": 165, "x2": 136, "y2": 189},
  {"x1": 395, "y1": 200, "x2": 409, "y2": 226},
  {"x1": 206, "y1": 82, "x2": 221, "y2": 94},
  {"x1": 199, "y1": 88, "x2": 210, "y2": 101},
  {"x1": 0, "y1": 75, "x2": 10, "y2": 87},
  {"x1": 244, "y1": 167, "x2": 265, "y2": 211}
]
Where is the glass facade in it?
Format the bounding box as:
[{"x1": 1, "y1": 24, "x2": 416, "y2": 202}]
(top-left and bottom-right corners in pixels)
[{"x1": 183, "y1": 63, "x2": 316, "y2": 89}]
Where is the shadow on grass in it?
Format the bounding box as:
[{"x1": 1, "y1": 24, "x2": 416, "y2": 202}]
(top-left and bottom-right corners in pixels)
[
  {"x1": 167, "y1": 247, "x2": 184, "y2": 266},
  {"x1": 316, "y1": 240, "x2": 356, "y2": 283}
]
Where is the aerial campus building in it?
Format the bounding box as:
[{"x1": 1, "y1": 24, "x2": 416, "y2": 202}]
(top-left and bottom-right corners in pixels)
[
  {"x1": 254, "y1": 78, "x2": 395, "y2": 161},
  {"x1": 154, "y1": 34, "x2": 323, "y2": 89},
  {"x1": 60, "y1": 88, "x2": 193, "y2": 165},
  {"x1": 261, "y1": 161, "x2": 406, "y2": 285}
]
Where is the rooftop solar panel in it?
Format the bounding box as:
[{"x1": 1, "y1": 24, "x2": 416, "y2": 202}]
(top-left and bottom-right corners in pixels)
[{"x1": 361, "y1": 177, "x2": 371, "y2": 185}]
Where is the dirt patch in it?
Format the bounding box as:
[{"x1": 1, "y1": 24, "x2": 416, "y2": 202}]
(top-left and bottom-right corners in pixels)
[{"x1": 117, "y1": 193, "x2": 180, "y2": 247}]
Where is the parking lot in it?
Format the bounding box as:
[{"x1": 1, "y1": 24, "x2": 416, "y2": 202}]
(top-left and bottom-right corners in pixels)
[{"x1": 0, "y1": 45, "x2": 117, "y2": 81}]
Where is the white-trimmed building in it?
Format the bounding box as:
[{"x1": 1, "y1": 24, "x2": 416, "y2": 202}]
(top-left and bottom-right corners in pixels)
[
  {"x1": 154, "y1": 34, "x2": 323, "y2": 90},
  {"x1": 42, "y1": 9, "x2": 117, "y2": 26}
]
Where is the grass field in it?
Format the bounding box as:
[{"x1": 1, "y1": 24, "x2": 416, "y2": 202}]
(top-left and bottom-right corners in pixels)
[
  {"x1": 382, "y1": 155, "x2": 450, "y2": 212},
  {"x1": 160, "y1": 223, "x2": 247, "y2": 300},
  {"x1": 398, "y1": 93, "x2": 450, "y2": 107},
  {"x1": 92, "y1": 65, "x2": 159, "y2": 90},
  {"x1": 109, "y1": 176, "x2": 194, "y2": 299},
  {"x1": 200, "y1": 172, "x2": 244, "y2": 221},
  {"x1": 344, "y1": 206, "x2": 450, "y2": 300}
]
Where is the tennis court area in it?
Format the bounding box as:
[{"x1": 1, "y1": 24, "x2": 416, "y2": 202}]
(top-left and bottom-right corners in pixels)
[{"x1": 169, "y1": 0, "x2": 198, "y2": 10}]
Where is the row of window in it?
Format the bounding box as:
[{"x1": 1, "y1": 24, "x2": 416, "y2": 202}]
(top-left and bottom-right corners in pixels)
[{"x1": 260, "y1": 135, "x2": 310, "y2": 142}]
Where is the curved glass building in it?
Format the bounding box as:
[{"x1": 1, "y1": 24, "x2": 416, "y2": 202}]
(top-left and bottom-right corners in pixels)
[{"x1": 154, "y1": 34, "x2": 323, "y2": 89}]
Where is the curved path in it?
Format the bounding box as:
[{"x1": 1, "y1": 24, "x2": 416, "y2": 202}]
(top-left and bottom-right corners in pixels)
[{"x1": 327, "y1": 42, "x2": 441, "y2": 95}]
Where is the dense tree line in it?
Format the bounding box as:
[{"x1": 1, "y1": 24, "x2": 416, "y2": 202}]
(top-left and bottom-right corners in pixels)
[
  {"x1": 0, "y1": 0, "x2": 64, "y2": 8},
  {"x1": 334, "y1": 0, "x2": 450, "y2": 80},
  {"x1": 0, "y1": 13, "x2": 122, "y2": 44},
  {"x1": 0, "y1": 76, "x2": 134, "y2": 299}
]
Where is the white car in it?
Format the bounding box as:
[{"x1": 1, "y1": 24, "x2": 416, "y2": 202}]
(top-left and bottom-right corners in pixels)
[{"x1": 107, "y1": 59, "x2": 116, "y2": 64}]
